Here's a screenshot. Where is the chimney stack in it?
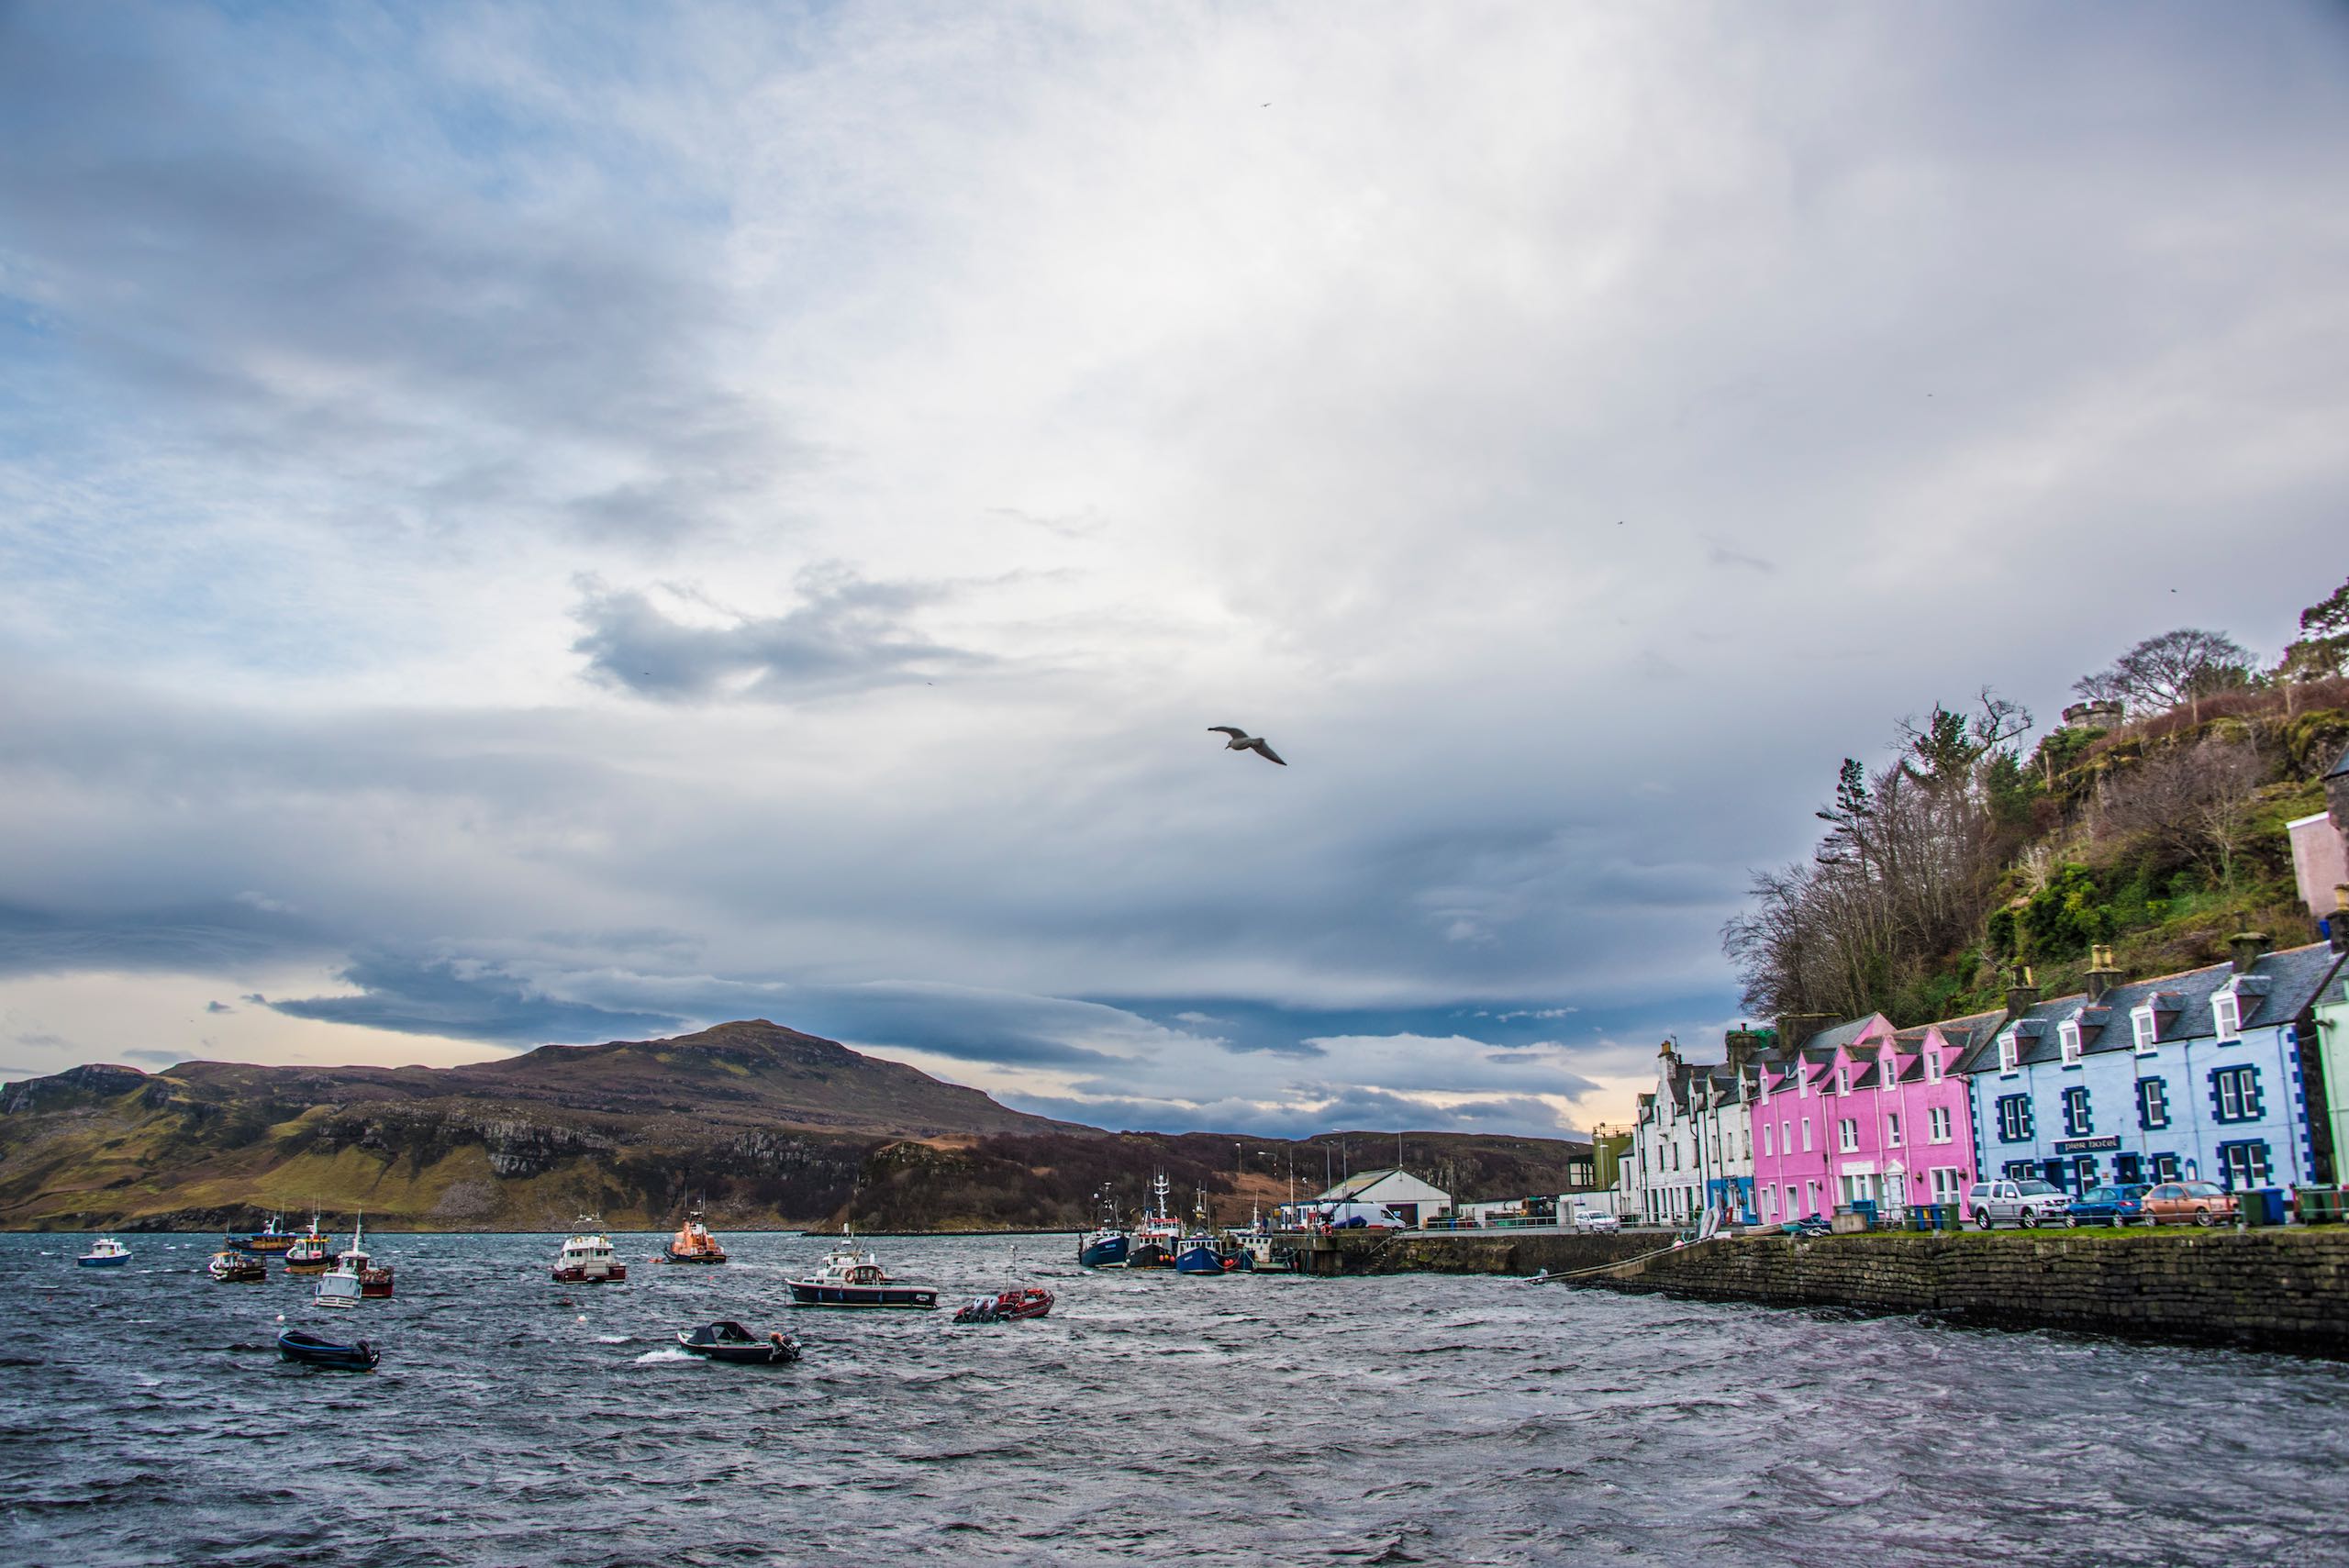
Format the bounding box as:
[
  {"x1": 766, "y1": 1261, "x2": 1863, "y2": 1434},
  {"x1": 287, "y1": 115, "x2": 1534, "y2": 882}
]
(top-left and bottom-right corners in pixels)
[
  {"x1": 1723, "y1": 1024, "x2": 1765, "y2": 1073},
  {"x1": 2085, "y1": 944, "x2": 2122, "y2": 1003},
  {"x1": 2229, "y1": 932, "x2": 2273, "y2": 973},
  {"x1": 1656, "y1": 1040, "x2": 1676, "y2": 1063},
  {"x1": 2006, "y1": 963, "x2": 2040, "y2": 1019},
  {"x1": 2333, "y1": 894, "x2": 2348, "y2": 952}
]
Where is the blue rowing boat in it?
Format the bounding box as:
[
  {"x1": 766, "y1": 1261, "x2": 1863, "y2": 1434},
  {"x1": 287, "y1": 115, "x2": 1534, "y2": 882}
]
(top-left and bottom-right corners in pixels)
[{"x1": 276, "y1": 1329, "x2": 379, "y2": 1371}]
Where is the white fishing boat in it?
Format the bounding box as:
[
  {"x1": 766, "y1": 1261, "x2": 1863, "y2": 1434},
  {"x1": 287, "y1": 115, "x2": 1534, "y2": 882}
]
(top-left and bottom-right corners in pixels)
[
  {"x1": 315, "y1": 1215, "x2": 369, "y2": 1309},
  {"x1": 785, "y1": 1232, "x2": 936, "y2": 1308},
  {"x1": 77, "y1": 1237, "x2": 132, "y2": 1268}
]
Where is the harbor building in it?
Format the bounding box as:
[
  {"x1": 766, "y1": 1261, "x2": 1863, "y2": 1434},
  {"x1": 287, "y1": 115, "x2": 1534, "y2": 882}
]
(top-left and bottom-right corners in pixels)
[
  {"x1": 1308, "y1": 1168, "x2": 1452, "y2": 1228},
  {"x1": 1749, "y1": 1010, "x2": 1994, "y2": 1224},
  {"x1": 1954, "y1": 938, "x2": 2347, "y2": 1196}
]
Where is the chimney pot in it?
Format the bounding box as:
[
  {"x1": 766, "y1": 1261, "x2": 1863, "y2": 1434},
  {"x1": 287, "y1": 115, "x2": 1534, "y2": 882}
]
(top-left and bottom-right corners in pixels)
[
  {"x1": 2085, "y1": 945, "x2": 2123, "y2": 1003},
  {"x1": 2006, "y1": 963, "x2": 2041, "y2": 1019},
  {"x1": 2228, "y1": 932, "x2": 2273, "y2": 973}
]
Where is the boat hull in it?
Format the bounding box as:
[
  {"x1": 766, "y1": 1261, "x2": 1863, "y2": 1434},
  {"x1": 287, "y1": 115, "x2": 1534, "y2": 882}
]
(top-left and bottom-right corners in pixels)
[
  {"x1": 786, "y1": 1281, "x2": 937, "y2": 1308},
  {"x1": 662, "y1": 1247, "x2": 729, "y2": 1264},
  {"x1": 276, "y1": 1329, "x2": 378, "y2": 1371},
  {"x1": 1078, "y1": 1233, "x2": 1129, "y2": 1268},
  {"x1": 210, "y1": 1263, "x2": 267, "y2": 1283},
  {"x1": 677, "y1": 1328, "x2": 799, "y2": 1364},
  {"x1": 551, "y1": 1264, "x2": 629, "y2": 1284},
  {"x1": 1127, "y1": 1241, "x2": 1174, "y2": 1270},
  {"x1": 75, "y1": 1257, "x2": 130, "y2": 1268},
  {"x1": 1174, "y1": 1244, "x2": 1224, "y2": 1274},
  {"x1": 229, "y1": 1237, "x2": 295, "y2": 1255}
]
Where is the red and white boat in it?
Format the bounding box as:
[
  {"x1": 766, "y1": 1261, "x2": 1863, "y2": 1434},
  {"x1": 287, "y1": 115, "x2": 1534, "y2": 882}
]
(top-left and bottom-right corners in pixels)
[
  {"x1": 551, "y1": 1218, "x2": 628, "y2": 1284},
  {"x1": 952, "y1": 1286, "x2": 1053, "y2": 1324}
]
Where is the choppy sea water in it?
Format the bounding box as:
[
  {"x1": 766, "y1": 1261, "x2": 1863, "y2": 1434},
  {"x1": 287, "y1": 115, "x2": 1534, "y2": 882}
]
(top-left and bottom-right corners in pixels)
[{"x1": 2, "y1": 1231, "x2": 2344, "y2": 1568}]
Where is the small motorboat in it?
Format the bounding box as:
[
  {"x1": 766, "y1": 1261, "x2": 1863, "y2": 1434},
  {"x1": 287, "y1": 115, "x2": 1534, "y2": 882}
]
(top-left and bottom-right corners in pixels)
[
  {"x1": 676, "y1": 1320, "x2": 800, "y2": 1363},
  {"x1": 662, "y1": 1205, "x2": 729, "y2": 1264},
  {"x1": 551, "y1": 1218, "x2": 628, "y2": 1284},
  {"x1": 952, "y1": 1286, "x2": 1053, "y2": 1324},
  {"x1": 208, "y1": 1250, "x2": 266, "y2": 1282},
  {"x1": 76, "y1": 1238, "x2": 132, "y2": 1268},
  {"x1": 276, "y1": 1329, "x2": 378, "y2": 1371},
  {"x1": 785, "y1": 1233, "x2": 935, "y2": 1308}
]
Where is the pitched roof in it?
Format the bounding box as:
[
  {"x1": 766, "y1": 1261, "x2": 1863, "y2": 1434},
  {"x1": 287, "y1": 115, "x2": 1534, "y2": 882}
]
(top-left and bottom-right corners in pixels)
[{"x1": 1950, "y1": 943, "x2": 2348, "y2": 1073}]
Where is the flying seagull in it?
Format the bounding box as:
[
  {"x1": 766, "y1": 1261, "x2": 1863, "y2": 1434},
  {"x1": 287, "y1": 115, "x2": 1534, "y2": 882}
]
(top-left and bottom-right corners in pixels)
[{"x1": 1208, "y1": 726, "x2": 1286, "y2": 765}]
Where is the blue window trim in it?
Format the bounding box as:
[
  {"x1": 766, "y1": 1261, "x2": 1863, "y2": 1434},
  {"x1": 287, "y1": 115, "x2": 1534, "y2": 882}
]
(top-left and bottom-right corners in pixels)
[
  {"x1": 2062, "y1": 1085, "x2": 2093, "y2": 1138},
  {"x1": 2210, "y1": 1065, "x2": 2263, "y2": 1125},
  {"x1": 2136, "y1": 1077, "x2": 2170, "y2": 1130}
]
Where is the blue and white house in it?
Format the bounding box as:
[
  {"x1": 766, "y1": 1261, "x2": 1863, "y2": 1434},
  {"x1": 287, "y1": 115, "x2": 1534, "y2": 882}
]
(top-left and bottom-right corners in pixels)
[{"x1": 1955, "y1": 938, "x2": 2346, "y2": 1196}]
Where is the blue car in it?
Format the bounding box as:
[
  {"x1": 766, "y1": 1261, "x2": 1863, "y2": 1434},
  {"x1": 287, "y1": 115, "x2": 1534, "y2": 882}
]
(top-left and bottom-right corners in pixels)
[{"x1": 2063, "y1": 1184, "x2": 2153, "y2": 1227}]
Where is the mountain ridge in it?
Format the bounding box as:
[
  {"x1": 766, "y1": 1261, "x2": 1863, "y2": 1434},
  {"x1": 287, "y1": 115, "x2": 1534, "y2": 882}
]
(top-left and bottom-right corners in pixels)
[{"x1": 0, "y1": 1020, "x2": 1591, "y2": 1232}]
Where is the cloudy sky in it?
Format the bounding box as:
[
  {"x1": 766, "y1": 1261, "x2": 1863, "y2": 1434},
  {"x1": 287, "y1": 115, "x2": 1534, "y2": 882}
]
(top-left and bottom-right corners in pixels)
[{"x1": 3, "y1": 3, "x2": 2344, "y2": 1139}]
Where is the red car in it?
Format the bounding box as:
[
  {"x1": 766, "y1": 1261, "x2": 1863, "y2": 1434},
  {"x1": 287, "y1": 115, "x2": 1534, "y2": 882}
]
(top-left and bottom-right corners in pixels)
[{"x1": 2142, "y1": 1180, "x2": 2238, "y2": 1227}]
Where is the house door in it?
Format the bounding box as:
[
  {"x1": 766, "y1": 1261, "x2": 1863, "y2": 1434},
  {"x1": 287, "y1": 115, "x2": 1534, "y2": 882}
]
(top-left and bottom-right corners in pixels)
[
  {"x1": 2040, "y1": 1159, "x2": 2068, "y2": 1191},
  {"x1": 2072, "y1": 1156, "x2": 2098, "y2": 1191}
]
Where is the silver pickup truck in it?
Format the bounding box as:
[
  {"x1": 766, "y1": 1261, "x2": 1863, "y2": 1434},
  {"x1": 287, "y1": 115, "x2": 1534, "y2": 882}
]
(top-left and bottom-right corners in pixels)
[{"x1": 1965, "y1": 1178, "x2": 2071, "y2": 1229}]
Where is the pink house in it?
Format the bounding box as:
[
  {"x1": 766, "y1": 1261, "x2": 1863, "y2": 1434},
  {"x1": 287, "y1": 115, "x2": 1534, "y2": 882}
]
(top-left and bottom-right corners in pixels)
[{"x1": 1748, "y1": 1010, "x2": 1998, "y2": 1224}]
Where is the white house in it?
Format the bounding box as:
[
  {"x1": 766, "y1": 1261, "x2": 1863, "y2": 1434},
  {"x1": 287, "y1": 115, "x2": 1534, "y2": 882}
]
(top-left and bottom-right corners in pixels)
[{"x1": 1622, "y1": 1035, "x2": 1766, "y2": 1225}]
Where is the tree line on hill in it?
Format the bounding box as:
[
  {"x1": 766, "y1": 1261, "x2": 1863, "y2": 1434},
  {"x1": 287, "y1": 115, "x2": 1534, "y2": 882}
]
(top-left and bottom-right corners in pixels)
[{"x1": 1723, "y1": 575, "x2": 2349, "y2": 1028}]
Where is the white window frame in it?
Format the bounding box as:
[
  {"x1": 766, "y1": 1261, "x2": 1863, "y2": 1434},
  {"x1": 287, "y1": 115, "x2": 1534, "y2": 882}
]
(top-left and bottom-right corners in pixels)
[
  {"x1": 1924, "y1": 1050, "x2": 1943, "y2": 1084},
  {"x1": 1762, "y1": 1123, "x2": 1774, "y2": 1157},
  {"x1": 2059, "y1": 1020, "x2": 2082, "y2": 1066},
  {"x1": 1929, "y1": 1106, "x2": 1952, "y2": 1144},
  {"x1": 1837, "y1": 1118, "x2": 1858, "y2": 1152},
  {"x1": 1800, "y1": 1118, "x2": 1813, "y2": 1152},
  {"x1": 2132, "y1": 1006, "x2": 2157, "y2": 1053},
  {"x1": 1998, "y1": 1031, "x2": 2020, "y2": 1073},
  {"x1": 2213, "y1": 989, "x2": 2242, "y2": 1042},
  {"x1": 1885, "y1": 1112, "x2": 1902, "y2": 1148},
  {"x1": 1837, "y1": 1066, "x2": 1851, "y2": 1095}
]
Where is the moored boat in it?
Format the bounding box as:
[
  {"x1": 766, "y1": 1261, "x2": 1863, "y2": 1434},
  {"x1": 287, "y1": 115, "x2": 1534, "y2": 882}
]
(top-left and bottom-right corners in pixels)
[
  {"x1": 315, "y1": 1215, "x2": 370, "y2": 1309},
  {"x1": 283, "y1": 1213, "x2": 340, "y2": 1273},
  {"x1": 952, "y1": 1286, "x2": 1053, "y2": 1324},
  {"x1": 1077, "y1": 1185, "x2": 1130, "y2": 1268},
  {"x1": 676, "y1": 1320, "x2": 800, "y2": 1363},
  {"x1": 227, "y1": 1215, "x2": 295, "y2": 1255},
  {"x1": 551, "y1": 1218, "x2": 628, "y2": 1284},
  {"x1": 76, "y1": 1237, "x2": 132, "y2": 1268},
  {"x1": 276, "y1": 1329, "x2": 378, "y2": 1371},
  {"x1": 662, "y1": 1205, "x2": 729, "y2": 1264},
  {"x1": 1127, "y1": 1173, "x2": 1181, "y2": 1269},
  {"x1": 785, "y1": 1234, "x2": 936, "y2": 1308},
  {"x1": 208, "y1": 1250, "x2": 266, "y2": 1282}
]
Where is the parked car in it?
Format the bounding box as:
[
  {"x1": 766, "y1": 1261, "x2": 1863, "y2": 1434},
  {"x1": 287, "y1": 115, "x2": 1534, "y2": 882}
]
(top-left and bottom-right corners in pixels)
[
  {"x1": 2063, "y1": 1184, "x2": 2154, "y2": 1227},
  {"x1": 1572, "y1": 1209, "x2": 1620, "y2": 1233},
  {"x1": 2142, "y1": 1180, "x2": 2238, "y2": 1227},
  {"x1": 1965, "y1": 1178, "x2": 2072, "y2": 1229}
]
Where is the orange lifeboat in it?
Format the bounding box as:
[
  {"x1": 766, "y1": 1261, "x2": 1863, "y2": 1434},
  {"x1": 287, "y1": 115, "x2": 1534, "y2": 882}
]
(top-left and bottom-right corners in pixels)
[{"x1": 662, "y1": 1205, "x2": 729, "y2": 1264}]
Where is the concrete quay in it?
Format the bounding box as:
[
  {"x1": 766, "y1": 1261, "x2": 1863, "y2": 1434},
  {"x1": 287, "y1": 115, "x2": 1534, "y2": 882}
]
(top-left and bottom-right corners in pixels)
[{"x1": 1353, "y1": 1226, "x2": 2349, "y2": 1359}]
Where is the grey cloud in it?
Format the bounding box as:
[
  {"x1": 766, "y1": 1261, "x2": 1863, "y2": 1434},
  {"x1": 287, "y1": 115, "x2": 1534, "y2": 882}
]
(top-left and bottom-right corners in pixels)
[
  {"x1": 268, "y1": 954, "x2": 685, "y2": 1046},
  {"x1": 1704, "y1": 539, "x2": 1776, "y2": 573},
  {"x1": 118, "y1": 1048, "x2": 184, "y2": 1066},
  {"x1": 0, "y1": 900, "x2": 331, "y2": 981},
  {"x1": 204, "y1": 1000, "x2": 233, "y2": 1014},
  {"x1": 572, "y1": 568, "x2": 989, "y2": 702}
]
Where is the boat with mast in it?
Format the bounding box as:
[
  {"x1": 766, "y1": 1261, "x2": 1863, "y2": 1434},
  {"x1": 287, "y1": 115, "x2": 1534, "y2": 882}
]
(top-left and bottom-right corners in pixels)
[
  {"x1": 208, "y1": 1249, "x2": 266, "y2": 1282},
  {"x1": 1077, "y1": 1185, "x2": 1129, "y2": 1268},
  {"x1": 785, "y1": 1231, "x2": 937, "y2": 1308},
  {"x1": 284, "y1": 1213, "x2": 340, "y2": 1273},
  {"x1": 315, "y1": 1215, "x2": 369, "y2": 1310},
  {"x1": 662, "y1": 1202, "x2": 729, "y2": 1264},
  {"x1": 1128, "y1": 1173, "x2": 1181, "y2": 1269},
  {"x1": 226, "y1": 1215, "x2": 295, "y2": 1255}
]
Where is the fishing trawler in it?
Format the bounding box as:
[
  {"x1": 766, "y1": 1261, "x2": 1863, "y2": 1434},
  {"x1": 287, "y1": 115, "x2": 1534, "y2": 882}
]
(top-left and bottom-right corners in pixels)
[
  {"x1": 1127, "y1": 1173, "x2": 1182, "y2": 1269},
  {"x1": 76, "y1": 1238, "x2": 131, "y2": 1268},
  {"x1": 1077, "y1": 1186, "x2": 1129, "y2": 1268},
  {"x1": 662, "y1": 1204, "x2": 729, "y2": 1264},
  {"x1": 551, "y1": 1218, "x2": 628, "y2": 1284},
  {"x1": 283, "y1": 1214, "x2": 340, "y2": 1273},
  {"x1": 785, "y1": 1233, "x2": 936, "y2": 1308},
  {"x1": 226, "y1": 1215, "x2": 295, "y2": 1255},
  {"x1": 315, "y1": 1216, "x2": 370, "y2": 1310}
]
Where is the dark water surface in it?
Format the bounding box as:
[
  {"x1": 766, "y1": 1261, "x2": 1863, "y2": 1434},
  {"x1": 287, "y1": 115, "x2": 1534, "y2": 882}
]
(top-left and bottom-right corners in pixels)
[{"x1": 3, "y1": 1231, "x2": 2344, "y2": 1567}]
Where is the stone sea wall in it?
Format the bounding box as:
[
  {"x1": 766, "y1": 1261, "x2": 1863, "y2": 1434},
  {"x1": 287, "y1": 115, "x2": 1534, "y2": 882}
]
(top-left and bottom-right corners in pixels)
[{"x1": 1368, "y1": 1228, "x2": 2349, "y2": 1358}]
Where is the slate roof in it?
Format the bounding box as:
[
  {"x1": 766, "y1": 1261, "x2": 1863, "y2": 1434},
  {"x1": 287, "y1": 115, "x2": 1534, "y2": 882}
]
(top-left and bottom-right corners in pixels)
[{"x1": 1949, "y1": 942, "x2": 2349, "y2": 1074}]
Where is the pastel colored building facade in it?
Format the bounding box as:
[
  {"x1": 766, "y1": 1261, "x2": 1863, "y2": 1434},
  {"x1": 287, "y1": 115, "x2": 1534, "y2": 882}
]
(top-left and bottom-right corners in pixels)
[
  {"x1": 2314, "y1": 967, "x2": 2349, "y2": 1184},
  {"x1": 1623, "y1": 1040, "x2": 1762, "y2": 1226},
  {"x1": 1954, "y1": 940, "x2": 2346, "y2": 1195},
  {"x1": 1748, "y1": 1012, "x2": 1993, "y2": 1224}
]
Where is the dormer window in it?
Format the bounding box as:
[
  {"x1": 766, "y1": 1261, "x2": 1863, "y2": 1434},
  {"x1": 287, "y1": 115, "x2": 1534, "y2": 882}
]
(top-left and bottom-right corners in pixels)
[
  {"x1": 1924, "y1": 1051, "x2": 1943, "y2": 1084},
  {"x1": 1759, "y1": 1070, "x2": 1773, "y2": 1105},
  {"x1": 2132, "y1": 1006, "x2": 2157, "y2": 1053},
  {"x1": 1998, "y1": 1031, "x2": 2019, "y2": 1073},
  {"x1": 2059, "y1": 1021, "x2": 2082, "y2": 1067},
  {"x1": 2213, "y1": 989, "x2": 2242, "y2": 1042},
  {"x1": 1837, "y1": 1066, "x2": 1851, "y2": 1095}
]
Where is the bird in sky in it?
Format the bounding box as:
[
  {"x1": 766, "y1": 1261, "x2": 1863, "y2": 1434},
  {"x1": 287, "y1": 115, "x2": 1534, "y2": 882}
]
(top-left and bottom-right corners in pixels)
[{"x1": 1208, "y1": 726, "x2": 1286, "y2": 765}]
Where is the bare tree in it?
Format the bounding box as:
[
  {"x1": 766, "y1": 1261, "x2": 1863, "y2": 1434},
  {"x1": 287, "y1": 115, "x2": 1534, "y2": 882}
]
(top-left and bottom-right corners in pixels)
[
  {"x1": 2097, "y1": 735, "x2": 2266, "y2": 886},
  {"x1": 2074, "y1": 628, "x2": 2256, "y2": 719}
]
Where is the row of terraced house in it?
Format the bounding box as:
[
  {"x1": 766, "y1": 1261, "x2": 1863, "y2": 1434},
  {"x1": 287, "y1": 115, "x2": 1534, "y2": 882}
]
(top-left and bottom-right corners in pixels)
[{"x1": 1616, "y1": 741, "x2": 2349, "y2": 1227}]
